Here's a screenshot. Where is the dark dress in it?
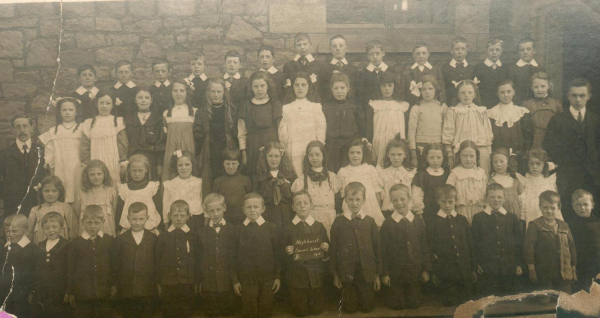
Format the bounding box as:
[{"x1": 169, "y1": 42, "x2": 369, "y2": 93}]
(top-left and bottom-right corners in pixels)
[
  {"x1": 488, "y1": 110, "x2": 533, "y2": 153},
  {"x1": 569, "y1": 214, "x2": 600, "y2": 292},
  {"x1": 124, "y1": 111, "x2": 165, "y2": 181},
  {"x1": 32, "y1": 237, "x2": 70, "y2": 318},
  {"x1": 212, "y1": 173, "x2": 252, "y2": 224},
  {"x1": 412, "y1": 169, "x2": 450, "y2": 223},
  {"x1": 322, "y1": 99, "x2": 364, "y2": 172},
  {"x1": 70, "y1": 87, "x2": 98, "y2": 121}
]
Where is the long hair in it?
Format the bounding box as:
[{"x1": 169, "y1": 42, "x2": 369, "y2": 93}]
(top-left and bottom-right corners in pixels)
[
  {"x1": 167, "y1": 79, "x2": 194, "y2": 117},
  {"x1": 203, "y1": 77, "x2": 235, "y2": 130},
  {"x1": 490, "y1": 147, "x2": 517, "y2": 178},
  {"x1": 248, "y1": 71, "x2": 278, "y2": 103},
  {"x1": 168, "y1": 149, "x2": 199, "y2": 180},
  {"x1": 54, "y1": 97, "x2": 82, "y2": 134},
  {"x1": 91, "y1": 89, "x2": 118, "y2": 128},
  {"x1": 255, "y1": 141, "x2": 296, "y2": 182},
  {"x1": 37, "y1": 175, "x2": 66, "y2": 208},
  {"x1": 417, "y1": 74, "x2": 442, "y2": 103},
  {"x1": 81, "y1": 159, "x2": 113, "y2": 192},
  {"x1": 290, "y1": 71, "x2": 318, "y2": 103},
  {"x1": 126, "y1": 153, "x2": 150, "y2": 183},
  {"x1": 526, "y1": 148, "x2": 550, "y2": 177},
  {"x1": 381, "y1": 134, "x2": 413, "y2": 170},
  {"x1": 301, "y1": 140, "x2": 332, "y2": 190},
  {"x1": 375, "y1": 71, "x2": 402, "y2": 101},
  {"x1": 344, "y1": 138, "x2": 374, "y2": 167},
  {"x1": 455, "y1": 140, "x2": 480, "y2": 168},
  {"x1": 133, "y1": 86, "x2": 155, "y2": 114},
  {"x1": 419, "y1": 143, "x2": 448, "y2": 172}
]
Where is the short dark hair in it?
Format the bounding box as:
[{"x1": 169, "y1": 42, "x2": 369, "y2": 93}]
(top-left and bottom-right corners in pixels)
[
  {"x1": 10, "y1": 114, "x2": 33, "y2": 127},
  {"x1": 222, "y1": 147, "x2": 242, "y2": 163},
  {"x1": 170, "y1": 200, "x2": 190, "y2": 215},
  {"x1": 329, "y1": 35, "x2": 347, "y2": 46},
  {"x1": 244, "y1": 192, "x2": 265, "y2": 206},
  {"x1": 114, "y1": 60, "x2": 132, "y2": 71},
  {"x1": 568, "y1": 77, "x2": 593, "y2": 95},
  {"x1": 517, "y1": 37, "x2": 535, "y2": 49},
  {"x1": 257, "y1": 45, "x2": 275, "y2": 57},
  {"x1": 77, "y1": 64, "x2": 96, "y2": 76},
  {"x1": 128, "y1": 202, "x2": 148, "y2": 216},
  {"x1": 151, "y1": 58, "x2": 171, "y2": 70},
  {"x1": 224, "y1": 51, "x2": 242, "y2": 62},
  {"x1": 345, "y1": 182, "x2": 366, "y2": 199},
  {"x1": 294, "y1": 33, "x2": 311, "y2": 44},
  {"x1": 486, "y1": 183, "x2": 505, "y2": 195},
  {"x1": 436, "y1": 184, "x2": 457, "y2": 200},
  {"x1": 539, "y1": 190, "x2": 561, "y2": 208},
  {"x1": 292, "y1": 190, "x2": 313, "y2": 204}
]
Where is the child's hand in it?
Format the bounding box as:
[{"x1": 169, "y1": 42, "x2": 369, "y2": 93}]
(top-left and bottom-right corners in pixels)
[
  {"x1": 242, "y1": 150, "x2": 247, "y2": 166},
  {"x1": 157, "y1": 284, "x2": 162, "y2": 298},
  {"x1": 447, "y1": 156, "x2": 455, "y2": 170},
  {"x1": 197, "y1": 283, "x2": 202, "y2": 296},
  {"x1": 421, "y1": 271, "x2": 430, "y2": 283},
  {"x1": 333, "y1": 274, "x2": 342, "y2": 289},
  {"x1": 63, "y1": 294, "x2": 69, "y2": 304},
  {"x1": 382, "y1": 275, "x2": 391, "y2": 287},
  {"x1": 516, "y1": 266, "x2": 523, "y2": 276},
  {"x1": 28, "y1": 293, "x2": 33, "y2": 304},
  {"x1": 374, "y1": 275, "x2": 381, "y2": 291},
  {"x1": 477, "y1": 265, "x2": 484, "y2": 275},
  {"x1": 272, "y1": 279, "x2": 281, "y2": 293},
  {"x1": 471, "y1": 271, "x2": 477, "y2": 283},
  {"x1": 67, "y1": 294, "x2": 76, "y2": 308},
  {"x1": 111, "y1": 286, "x2": 117, "y2": 298},
  {"x1": 233, "y1": 283, "x2": 242, "y2": 296},
  {"x1": 410, "y1": 156, "x2": 418, "y2": 169},
  {"x1": 572, "y1": 267, "x2": 578, "y2": 281},
  {"x1": 320, "y1": 242, "x2": 329, "y2": 251},
  {"x1": 156, "y1": 165, "x2": 163, "y2": 178},
  {"x1": 285, "y1": 246, "x2": 294, "y2": 255},
  {"x1": 529, "y1": 268, "x2": 538, "y2": 283},
  {"x1": 431, "y1": 274, "x2": 440, "y2": 286}
]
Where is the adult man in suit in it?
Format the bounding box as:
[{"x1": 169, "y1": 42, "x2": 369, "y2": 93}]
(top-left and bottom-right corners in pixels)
[{"x1": 543, "y1": 78, "x2": 600, "y2": 221}]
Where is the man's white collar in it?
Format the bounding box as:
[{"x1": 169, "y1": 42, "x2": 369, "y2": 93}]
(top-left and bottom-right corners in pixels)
[
  {"x1": 167, "y1": 224, "x2": 190, "y2": 233},
  {"x1": 294, "y1": 54, "x2": 315, "y2": 62},
  {"x1": 484, "y1": 59, "x2": 502, "y2": 67},
  {"x1": 224, "y1": 72, "x2": 241, "y2": 80},
  {"x1": 391, "y1": 211, "x2": 414, "y2": 223},
  {"x1": 343, "y1": 211, "x2": 363, "y2": 220},
  {"x1": 437, "y1": 210, "x2": 458, "y2": 218},
  {"x1": 81, "y1": 230, "x2": 104, "y2": 240},
  {"x1": 243, "y1": 216, "x2": 266, "y2": 226},
  {"x1": 292, "y1": 215, "x2": 315, "y2": 226},
  {"x1": 16, "y1": 139, "x2": 31, "y2": 151},
  {"x1": 5, "y1": 235, "x2": 31, "y2": 248},
  {"x1": 411, "y1": 62, "x2": 432, "y2": 70},
  {"x1": 516, "y1": 59, "x2": 538, "y2": 67},
  {"x1": 76, "y1": 86, "x2": 99, "y2": 95},
  {"x1": 188, "y1": 73, "x2": 207, "y2": 81},
  {"x1": 260, "y1": 66, "x2": 279, "y2": 74},
  {"x1": 483, "y1": 205, "x2": 507, "y2": 215},
  {"x1": 113, "y1": 81, "x2": 136, "y2": 89},
  {"x1": 209, "y1": 219, "x2": 227, "y2": 227},
  {"x1": 450, "y1": 59, "x2": 468, "y2": 68},
  {"x1": 154, "y1": 80, "x2": 171, "y2": 87},
  {"x1": 366, "y1": 62, "x2": 388, "y2": 72},
  {"x1": 331, "y1": 58, "x2": 348, "y2": 65}
]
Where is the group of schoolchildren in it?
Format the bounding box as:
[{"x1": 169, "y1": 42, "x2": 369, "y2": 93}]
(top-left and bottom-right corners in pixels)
[{"x1": 2, "y1": 31, "x2": 600, "y2": 318}]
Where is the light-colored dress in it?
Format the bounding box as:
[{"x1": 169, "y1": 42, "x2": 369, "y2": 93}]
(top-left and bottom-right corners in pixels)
[
  {"x1": 162, "y1": 176, "x2": 203, "y2": 223},
  {"x1": 27, "y1": 202, "x2": 78, "y2": 244},
  {"x1": 517, "y1": 173, "x2": 561, "y2": 228},
  {"x1": 446, "y1": 166, "x2": 488, "y2": 224},
  {"x1": 278, "y1": 99, "x2": 327, "y2": 176},
  {"x1": 291, "y1": 170, "x2": 342, "y2": 237},
  {"x1": 490, "y1": 174, "x2": 524, "y2": 217},
  {"x1": 39, "y1": 125, "x2": 82, "y2": 203},
  {"x1": 377, "y1": 165, "x2": 416, "y2": 212},
  {"x1": 82, "y1": 116, "x2": 126, "y2": 186},
  {"x1": 337, "y1": 163, "x2": 384, "y2": 226},
  {"x1": 75, "y1": 186, "x2": 118, "y2": 237},
  {"x1": 162, "y1": 105, "x2": 197, "y2": 181},
  {"x1": 369, "y1": 100, "x2": 409, "y2": 166},
  {"x1": 117, "y1": 181, "x2": 161, "y2": 234}
]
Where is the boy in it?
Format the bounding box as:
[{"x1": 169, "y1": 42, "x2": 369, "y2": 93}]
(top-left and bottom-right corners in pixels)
[
  {"x1": 474, "y1": 39, "x2": 508, "y2": 108},
  {"x1": 319, "y1": 35, "x2": 360, "y2": 103},
  {"x1": 32, "y1": 212, "x2": 70, "y2": 318},
  {"x1": 330, "y1": 182, "x2": 382, "y2": 313},
  {"x1": 283, "y1": 33, "x2": 324, "y2": 102},
  {"x1": 0, "y1": 214, "x2": 36, "y2": 318},
  {"x1": 156, "y1": 200, "x2": 198, "y2": 318},
  {"x1": 442, "y1": 36, "x2": 477, "y2": 106},
  {"x1": 224, "y1": 51, "x2": 250, "y2": 110},
  {"x1": 285, "y1": 190, "x2": 329, "y2": 316},
  {"x1": 66, "y1": 205, "x2": 115, "y2": 318},
  {"x1": 212, "y1": 148, "x2": 252, "y2": 225},
  {"x1": 471, "y1": 183, "x2": 523, "y2": 297},
  {"x1": 110, "y1": 60, "x2": 137, "y2": 116},
  {"x1": 380, "y1": 184, "x2": 430, "y2": 309},
  {"x1": 508, "y1": 37, "x2": 544, "y2": 104},
  {"x1": 113, "y1": 202, "x2": 158, "y2": 318},
  {"x1": 230, "y1": 193, "x2": 281, "y2": 318},
  {"x1": 568, "y1": 189, "x2": 600, "y2": 292},
  {"x1": 188, "y1": 53, "x2": 210, "y2": 109},
  {"x1": 524, "y1": 191, "x2": 576, "y2": 294},
  {"x1": 198, "y1": 193, "x2": 236, "y2": 316},
  {"x1": 427, "y1": 184, "x2": 476, "y2": 306},
  {"x1": 148, "y1": 58, "x2": 172, "y2": 115},
  {"x1": 403, "y1": 42, "x2": 446, "y2": 106},
  {"x1": 70, "y1": 64, "x2": 99, "y2": 120},
  {"x1": 253, "y1": 45, "x2": 286, "y2": 102}
]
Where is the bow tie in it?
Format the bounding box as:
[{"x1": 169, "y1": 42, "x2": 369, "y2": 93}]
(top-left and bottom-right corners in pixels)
[
  {"x1": 335, "y1": 61, "x2": 344, "y2": 71},
  {"x1": 212, "y1": 223, "x2": 222, "y2": 229},
  {"x1": 351, "y1": 213, "x2": 361, "y2": 220},
  {"x1": 492, "y1": 210, "x2": 502, "y2": 216},
  {"x1": 374, "y1": 67, "x2": 382, "y2": 73},
  {"x1": 446, "y1": 214, "x2": 454, "y2": 219},
  {"x1": 300, "y1": 57, "x2": 308, "y2": 67}
]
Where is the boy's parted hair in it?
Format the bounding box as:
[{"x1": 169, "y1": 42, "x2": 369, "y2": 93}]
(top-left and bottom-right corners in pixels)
[
  {"x1": 169, "y1": 149, "x2": 199, "y2": 179},
  {"x1": 54, "y1": 98, "x2": 82, "y2": 134},
  {"x1": 190, "y1": 52, "x2": 205, "y2": 61},
  {"x1": 77, "y1": 64, "x2": 97, "y2": 77},
  {"x1": 436, "y1": 184, "x2": 457, "y2": 200},
  {"x1": 255, "y1": 141, "x2": 296, "y2": 182},
  {"x1": 114, "y1": 60, "x2": 132, "y2": 72},
  {"x1": 170, "y1": 199, "x2": 190, "y2": 215},
  {"x1": 83, "y1": 205, "x2": 105, "y2": 221},
  {"x1": 456, "y1": 140, "x2": 480, "y2": 167},
  {"x1": 222, "y1": 147, "x2": 242, "y2": 164},
  {"x1": 345, "y1": 182, "x2": 366, "y2": 199},
  {"x1": 572, "y1": 189, "x2": 594, "y2": 202},
  {"x1": 417, "y1": 74, "x2": 442, "y2": 102},
  {"x1": 292, "y1": 189, "x2": 313, "y2": 204},
  {"x1": 41, "y1": 211, "x2": 64, "y2": 227},
  {"x1": 389, "y1": 183, "x2": 410, "y2": 198},
  {"x1": 365, "y1": 40, "x2": 384, "y2": 53},
  {"x1": 81, "y1": 160, "x2": 113, "y2": 192},
  {"x1": 526, "y1": 148, "x2": 551, "y2": 177},
  {"x1": 4, "y1": 213, "x2": 28, "y2": 228},
  {"x1": 257, "y1": 45, "x2": 275, "y2": 57},
  {"x1": 128, "y1": 202, "x2": 148, "y2": 216},
  {"x1": 294, "y1": 33, "x2": 311, "y2": 44},
  {"x1": 204, "y1": 193, "x2": 226, "y2": 207},
  {"x1": 151, "y1": 58, "x2": 171, "y2": 71},
  {"x1": 243, "y1": 192, "x2": 265, "y2": 206},
  {"x1": 224, "y1": 50, "x2": 242, "y2": 62},
  {"x1": 249, "y1": 71, "x2": 278, "y2": 101},
  {"x1": 413, "y1": 42, "x2": 429, "y2": 53},
  {"x1": 517, "y1": 37, "x2": 536, "y2": 49},
  {"x1": 37, "y1": 175, "x2": 66, "y2": 208},
  {"x1": 329, "y1": 34, "x2": 347, "y2": 46},
  {"x1": 486, "y1": 183, "x2": 505, "y2": 195},
  {"x1": 539, "y1": 190, "x2": 561, "y2": 208},
  {"x1": 450, "y1": 36, "x2": 468, "y2": 48},
  {"x1": 486, "y1": 38, "x2": 504, "y2": 49},
  {"x1": 568, "y1": 77, "x2": 593, "y2": 95},
  {"x1": 328, "y1": 73, "x2": 351, "y2": 101},
  {"x1": 381, "y1": 133, "x2": 413, "y2": 169},
  {"x1": 419, "y1": 143, "x2": 448, "y2": 171}
]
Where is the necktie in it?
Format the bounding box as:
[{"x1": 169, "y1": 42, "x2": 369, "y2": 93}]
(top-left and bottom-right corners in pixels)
[
  {"x1": 301, "y1": 57, "x2": 308, "y2": 67},
  {"x1": 375, "y1": 67, "x2": 382, "y2": 73},
  {"x1": 578, "y1": 111, "x2": 583, "y2": 123},
  {"x1": 492, "y1": 63, "x2": 497, "y2": 70},
  {"x1": 492, "y1": 210, "x2": 502, "y2": 216},
  {"x1": 336, "y1": 61, "x2": 344, "y2": 71},
  {"x1": 446, "y1": 214, "x2": 453, "y2": 220},
  {"x1": 160, "y1": 83, "x2": 166, "y2": 89},
  {"x1": 22, "y1": 144, "x2": 28, "y2": 155}
]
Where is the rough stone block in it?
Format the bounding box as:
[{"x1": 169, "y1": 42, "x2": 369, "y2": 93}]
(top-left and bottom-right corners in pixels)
[
  {"x1": 222, "y1": 0, "x2": 246, "y2": 15},
  {"x1": 122, "y1": 19, "x2": 162, "y2": 34},
  {"x1": 0, "y1": 18, "x2": 37, "y2": 29},
  {"x1": 64, "y1": 18, "x2": 96, "y2": 31},
  {"x1": 2, "y1": 83, "x2": 37, "y2": 99},
  {"x1": 15, "y1": 3, "x2": 56, "y2": 17},
  {"x1": 138, "y1": 40, "x2": 164, "y2": 60},
  {"x1": 0, "y1": 31, "x2": 23, "y2": 58},
  {"x1": 95, "y1": 1, "x2": 127, "y2": 16},
  {"x1": 15, "y1": 70, "x2": 39, "y2": 83},
  {"x1": 0, "y1": 4, "x2": 15, "y2": 18},
  {"x1": 12, "y1": 59, "x2": 24, "y2": 68},
  {"x1": 27, "y1": 39, "x2": 59, "y2": 67},
  {"x1": 63, "y1": 2, "x2": 95, "y2": 17},
  {"x1": 262, "y1": 37, "x2": 286, "y2": 49},
  {"x1": 95, "y1": 47, "x2": 134, "y2": 65},
  {"x1": 76, "y1": 34, "x2": 106, "y2": 49},
  {"x1": 96, "y1": 17, "x2": 122, "y2": 31},
  {"x1": 128, "y1": 0, "x2": 156, "y2": 17},
  {"x1": 245, "y1": 0, "x2": 268, "y2": 16},
  {"x1": 105, "y1": 34, "x2": 140, "y2": 46},
  {"x1": 59, "y1": 49, "x2": 95, "y2": 67},
  {"x1": 156, "y1": 34, "x2": 175, "y2": 49},
  {"x1": 0, "y1": 102, "x2": 26, "y2": 121},
  {"x1": 40, "y1": 18, "x2": 61, "y2": 38},
  {"x1": 157, "y1": 0, "x2": 195, "y2": 16},
  {"x1": 189, "y1": 27, "x2": 221, "y2": 43},
  {"x1": 225, "y1": 17, "x2": 262, "y2": 43},
  {"x1": 0, "y1": 60, "x2": 14, "y2": 82},
  {"x1": 31, "y1": 92, "x2": 52, "y2": 110}
]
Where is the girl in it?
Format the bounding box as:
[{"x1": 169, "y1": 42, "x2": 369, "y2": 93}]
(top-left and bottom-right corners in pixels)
[
  {"x1": 377, "y1": 135, "x2": 416, "y2": 219},
  {"x1": 278, "y1": 72, "x2": 327, "y2": 176},
  {"x1": 337, "y1": 138, "x2": 384, "y2": 226},
  {"x1": 116, "y1": 154, "x2": 162, "y2": 235},
  {"x1": 369, "y1": 71, "x2": 409, "y2": 167},
  {"x1": 80, "y1": 89, "x2": 128, "y2": 187},
  {"x1": 489, "y1": 147, "x2": 524, "y2": 217},
  {"x1": 442, "y1": 80, "x2": 493, "y2": 173},
  {"x1": 407, "y1": 75, "x2": 448, "y2": 167},
  {"x1": 74, "y1": 160, "x2": 118, "y2": 236},
  {"x1": 27, "y1": 176, "x2": 78, "y2": 244},
  {"x1": 125, "y1": 86, "x2": 164, "y2": 181},
  {"x1": 162, "y1": 150, "x2": 204, "y2": 231},
  {"x1": 521, "y1": 72, "x2": 563, "y2": 149},
  {"x1": 446, "y1": 140, "x2": 488, "y2": 224},
  {"x1": 256, "y1": 142, "x2": 295, "y2": 234},
  {"x1": 238, "y1": 72, "x2": 282, "y2": 182},
  {"x1": 487, "y1": 79, "x2": 532, "y2": 156},
  {"x1": 412, "y1": 143, "x2": 450, "y2": 223},
  {"x1": 291, "y1": 140, "x2": 341, "y2": 237},
  {"x1": 39, "y1": 97, "x2": 83, "y2": 203},
  {"x1": 517, "y1": 149, "x2": 561, "y2": 228},
  {"x1": 70, "y1": 64, "x2": 99, "y2": 120},
  {"x1": 162, "y1": 79, "x2": 197, "y2": 183},
  {"x1": 194, "y1": 77, "x2": 237, "y2": 195},
  {"x1": 322, "y1": 73, "x2": 364, "y2": 172}
]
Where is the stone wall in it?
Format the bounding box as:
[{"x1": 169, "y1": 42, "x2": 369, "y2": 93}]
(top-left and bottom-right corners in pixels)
[{"x1": 0, "y1": 0, "x2": 536, "y2": 146}]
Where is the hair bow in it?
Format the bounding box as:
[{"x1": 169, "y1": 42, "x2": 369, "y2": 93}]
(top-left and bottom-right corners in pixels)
[
  {"x1": 361, "y1": 138, "x2": 373, "y2": 149},
  {"x1": 89, "y1": 92, "x2": 96, "y2": 100},
  {"x1": 310, "y1": 73, "x2": 318, "y2": 83},
  {"x1": 115, "y1": 98, "x2": 123, "y2": 106},
  {"x1": 51, "y1": 97, "x2": 81, "y2": 107},
  {"x1": 410, "y1": 80, "x2": 422, "y2": 97},
  {"x1": 183, "y1": 78, "x2": 195, "y2": 91},
  {"x1": 453, "y1": 77, "x2": 481, "y2": 88},
  {"x1": 508, "y1": 148, "x2": 516, "y2": 157},
  {"x1": 174, "y1": 150, "x2": 183, "y2": 158}
]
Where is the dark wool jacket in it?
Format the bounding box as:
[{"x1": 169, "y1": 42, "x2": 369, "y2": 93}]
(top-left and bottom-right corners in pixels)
[
  {"x1": 113, "y1": 229, "x2": 158, "y2": 298},
  {"x1": 155, "y1": 226, "x2": 198, "y2": 286},
  {"x1": 33, "y1": 237, "x2": 69, "y2": 303},
  {"x1": 67, "y1": 234, "x2": 114, "y2": 300},
  {"x1": 198, "y1": 222, "x2": 235, "y2": 292}
]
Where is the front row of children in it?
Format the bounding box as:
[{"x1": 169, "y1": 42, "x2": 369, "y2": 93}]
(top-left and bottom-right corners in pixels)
[{"x1": 0, "y1": 180, "x2": 590, "y2": 317}]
